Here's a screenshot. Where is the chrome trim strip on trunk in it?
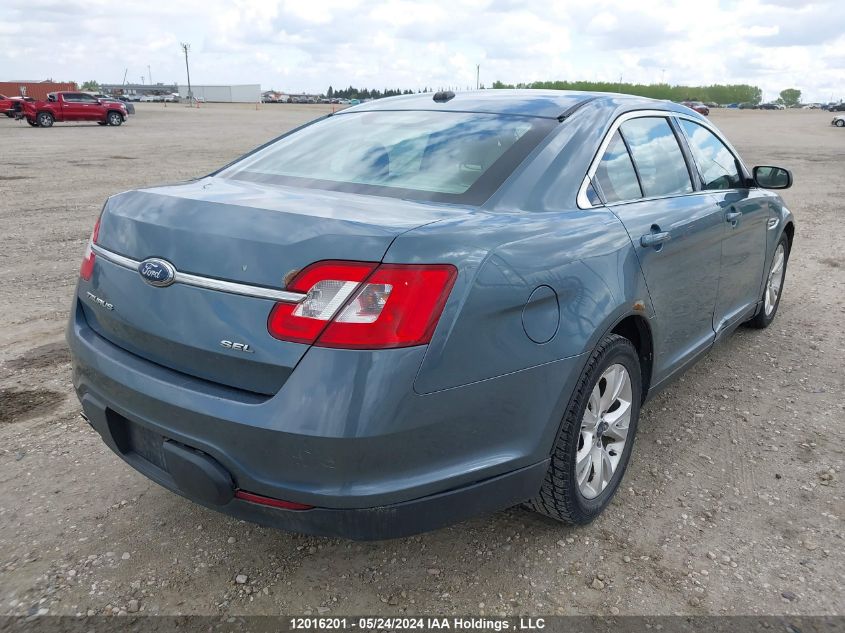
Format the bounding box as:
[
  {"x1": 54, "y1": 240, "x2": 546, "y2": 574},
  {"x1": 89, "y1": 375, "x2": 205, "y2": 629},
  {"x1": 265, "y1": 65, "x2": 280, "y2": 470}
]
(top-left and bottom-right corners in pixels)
[{"x1": 90, "y1": 244, "x2": 306, "y2": 303}]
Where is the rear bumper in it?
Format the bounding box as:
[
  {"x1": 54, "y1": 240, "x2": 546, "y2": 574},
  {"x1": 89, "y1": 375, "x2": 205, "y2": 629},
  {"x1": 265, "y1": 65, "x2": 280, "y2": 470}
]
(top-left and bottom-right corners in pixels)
[
  {"x1": 68, "y1": 298, "x2": 585, "y2": 538},
  {"x1": 78, "y1": 391, "x2": 546, "y2": 540}
]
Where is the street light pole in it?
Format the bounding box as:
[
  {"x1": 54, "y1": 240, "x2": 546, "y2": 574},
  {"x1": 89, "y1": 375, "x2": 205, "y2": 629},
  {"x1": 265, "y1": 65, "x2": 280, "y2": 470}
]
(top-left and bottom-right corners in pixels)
[
  {"x1": 476, "y1": 64, "x2": 480, "y2": 90},
  {"x1": 180, "y1": 42, "x2": 192, "y2": 105}
]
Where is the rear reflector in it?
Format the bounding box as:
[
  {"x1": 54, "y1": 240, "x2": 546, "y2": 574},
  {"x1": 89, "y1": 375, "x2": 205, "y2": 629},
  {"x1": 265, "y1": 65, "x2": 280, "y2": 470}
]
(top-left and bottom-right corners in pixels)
[
  {"x1": 234, "y1": 490, "x2": 314, "y2": 511},
  {"x1": 267, "y1": 260, "x2": 457, "y2": 349},
  {"x1": 79, "y1": 217, "x2": 101, "y2": 281}
]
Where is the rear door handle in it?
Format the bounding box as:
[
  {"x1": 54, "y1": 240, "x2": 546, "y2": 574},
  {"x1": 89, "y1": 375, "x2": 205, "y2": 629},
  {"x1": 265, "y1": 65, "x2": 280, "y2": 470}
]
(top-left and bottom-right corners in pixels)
[{"x1": 640, "y1": 232, "x2": 672, "y2": 248}]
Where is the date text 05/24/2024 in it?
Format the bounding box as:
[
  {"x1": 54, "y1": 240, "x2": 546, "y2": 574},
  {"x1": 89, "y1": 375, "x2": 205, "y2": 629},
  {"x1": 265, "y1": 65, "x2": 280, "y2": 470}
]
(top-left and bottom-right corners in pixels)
[{"x1": 289, "y1": 617, "x2": 547, "y2": 630}]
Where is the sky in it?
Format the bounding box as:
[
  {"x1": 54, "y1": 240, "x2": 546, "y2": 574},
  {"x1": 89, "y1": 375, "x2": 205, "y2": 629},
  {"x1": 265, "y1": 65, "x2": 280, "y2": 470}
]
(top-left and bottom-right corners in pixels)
[{"x1": 1, "y1": 0, "x2": 843, "y2": 102}]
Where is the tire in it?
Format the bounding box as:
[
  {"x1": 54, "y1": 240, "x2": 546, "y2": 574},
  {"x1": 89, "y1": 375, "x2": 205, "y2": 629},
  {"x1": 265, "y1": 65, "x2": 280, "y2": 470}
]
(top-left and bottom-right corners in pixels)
[
  {"x1": 747, "y1": 233, "x2": 789, "y2": 329},
  {"x1": 527, "y1": 333, "x2": 642, "y2": 525},
  {"x1": 835, "y1": 119, "x2": 845, "y2": 127},
  {"x1": 36, "y1": 112, "x2": 53, "y2": 127},
  {"x1": 107, "y1": 111, "x2": 123, "y2": 126}
]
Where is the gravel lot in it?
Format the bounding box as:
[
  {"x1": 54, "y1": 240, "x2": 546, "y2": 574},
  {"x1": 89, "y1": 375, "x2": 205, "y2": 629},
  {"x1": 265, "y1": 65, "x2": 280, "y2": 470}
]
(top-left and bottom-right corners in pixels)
[{"x1": 0, "y1": 103, "x2": 842, "y2": 618}]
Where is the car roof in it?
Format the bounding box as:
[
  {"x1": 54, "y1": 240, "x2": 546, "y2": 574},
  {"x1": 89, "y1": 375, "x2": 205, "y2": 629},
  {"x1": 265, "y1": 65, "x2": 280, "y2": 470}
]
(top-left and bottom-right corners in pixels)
[{"x1": 345, "y1": 89, "x2": 677, "y2": 119}]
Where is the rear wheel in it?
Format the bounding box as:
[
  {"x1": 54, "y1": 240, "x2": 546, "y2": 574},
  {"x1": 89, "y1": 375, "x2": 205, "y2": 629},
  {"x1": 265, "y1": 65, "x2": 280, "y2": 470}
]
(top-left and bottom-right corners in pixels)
[
  {"x1": 836, "y1": 119, "x2": 845, "y2": 127},
  {"x1": 747, "y1": 234, "x2": 789, "y2": 329},
  {"x1": 36, "y1": 112, "x2": 53, "y2": 127},
  {"x1": 527, "y1": 334, "x2": 641, "y2": 525},
  {"x1": 107, "y1": 111, "x2": 123, "y2": 126}
]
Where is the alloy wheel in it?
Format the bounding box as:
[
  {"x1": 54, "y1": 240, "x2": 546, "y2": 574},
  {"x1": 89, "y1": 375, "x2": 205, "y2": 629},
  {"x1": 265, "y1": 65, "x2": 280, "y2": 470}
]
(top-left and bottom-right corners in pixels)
[
  {"x1": 764, "y1": 243, "x2": 785, "y2": 316},
  {"x1": 576, "y1": 363, "x2": 633, "y2": 499}
]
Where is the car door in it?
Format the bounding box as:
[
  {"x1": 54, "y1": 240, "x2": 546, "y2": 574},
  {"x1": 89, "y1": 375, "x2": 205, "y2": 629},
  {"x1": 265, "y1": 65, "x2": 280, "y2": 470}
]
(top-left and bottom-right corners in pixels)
[
  {"x1": 76, "y1": 93, "x2": 105, "y2": 120},
  {"x1": 677, "y1": 118, "x2": 769, "y2": 333},
  {"x1": 590, "y1": 115, "x2": 723, "y2": 384},
  {"x1": 57, "y1": 93, "x2": 83, "y2": 120}
]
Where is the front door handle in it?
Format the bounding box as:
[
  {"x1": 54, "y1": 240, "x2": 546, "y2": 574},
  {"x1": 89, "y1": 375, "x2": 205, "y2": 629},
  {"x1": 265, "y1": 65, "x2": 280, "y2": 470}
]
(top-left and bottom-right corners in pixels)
[
  {"x1": 640, "y1": 232, "x2": 672, "y2": 248},
  {"x1": 725, "y1": 209, "x2": 742, "y2": 224}
]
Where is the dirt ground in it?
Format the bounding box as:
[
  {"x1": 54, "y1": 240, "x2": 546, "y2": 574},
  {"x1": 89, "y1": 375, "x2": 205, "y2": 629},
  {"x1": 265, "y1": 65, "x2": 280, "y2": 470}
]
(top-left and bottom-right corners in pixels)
[{"x1": 0, "y1": 103, "x2": 842, "y2": 618}]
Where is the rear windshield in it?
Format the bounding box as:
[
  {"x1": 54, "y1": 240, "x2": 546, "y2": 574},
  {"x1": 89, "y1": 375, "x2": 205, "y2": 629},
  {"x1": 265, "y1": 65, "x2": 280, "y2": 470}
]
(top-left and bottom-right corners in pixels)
[{"x1": 218, "y1": 110, "x2": 555, "y2": 205}]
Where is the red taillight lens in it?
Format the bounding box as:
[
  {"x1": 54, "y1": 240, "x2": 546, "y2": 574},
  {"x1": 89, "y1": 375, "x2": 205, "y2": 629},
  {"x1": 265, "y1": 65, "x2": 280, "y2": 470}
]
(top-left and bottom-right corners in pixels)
[
  {"x1": 267, "y1": 260, "x2": 457, "y2": 349},
  {"x1": 79, "y1": 217, "x2": 101, "y2": 281},
  {"x1": 268, "y1": 261, "x2": 379, "y2": 344},
  {"x1": 318, "y1": 264, "x2": 457, "y2": 348}
]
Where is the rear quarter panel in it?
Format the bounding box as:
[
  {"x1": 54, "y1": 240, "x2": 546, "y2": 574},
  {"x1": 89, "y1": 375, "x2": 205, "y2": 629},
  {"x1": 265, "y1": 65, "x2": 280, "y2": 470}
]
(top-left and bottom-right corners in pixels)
[{"x1": 385, "y1": 209, "x2": 651, "y2": 394}]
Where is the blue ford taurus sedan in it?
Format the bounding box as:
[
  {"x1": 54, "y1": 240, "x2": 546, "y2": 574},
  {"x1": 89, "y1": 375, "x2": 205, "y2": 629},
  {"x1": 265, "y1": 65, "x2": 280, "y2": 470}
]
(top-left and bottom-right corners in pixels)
[{"x1": 68, "y1": 90, "x2": 794, "y2": 539}]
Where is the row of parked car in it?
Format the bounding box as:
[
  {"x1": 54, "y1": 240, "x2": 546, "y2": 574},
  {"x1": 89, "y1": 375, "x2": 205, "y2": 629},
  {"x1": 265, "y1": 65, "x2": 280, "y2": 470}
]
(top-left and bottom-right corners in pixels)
[
  {"x1": 679, "y1": 100, "x2": 845, "y2": 114},
  {"x1": 120, "y1": 93, "x2": 181, "y2": 102},
  {"x1": 679, "y1": 101, "x2": 793, "y2": 116},
  {"x1": 262, "y1": 95, "x2": 363, "y2": 105}
]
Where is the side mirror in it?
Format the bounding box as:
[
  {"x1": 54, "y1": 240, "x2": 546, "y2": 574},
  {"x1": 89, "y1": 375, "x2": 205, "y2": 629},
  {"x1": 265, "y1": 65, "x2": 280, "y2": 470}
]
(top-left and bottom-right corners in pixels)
[{"x1": 753, "y1": 165, "x2": 792, "y2": 190}]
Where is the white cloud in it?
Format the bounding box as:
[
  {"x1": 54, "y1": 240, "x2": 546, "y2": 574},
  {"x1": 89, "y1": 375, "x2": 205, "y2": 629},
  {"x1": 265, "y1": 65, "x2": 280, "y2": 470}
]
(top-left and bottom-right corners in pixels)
[{"x1": 0, "y1": 0, "x2": 841, "y2": 101}]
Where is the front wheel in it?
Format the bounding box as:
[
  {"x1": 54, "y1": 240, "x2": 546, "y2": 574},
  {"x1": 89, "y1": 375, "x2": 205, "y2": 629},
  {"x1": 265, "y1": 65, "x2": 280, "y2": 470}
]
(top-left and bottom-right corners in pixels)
[
  {"x1": 527, "y1": 333, "x2": 642, "y2": 525},
  {"x1": 835, "y1": 119, "x2": 845, "y2": 127},
  {"x1": 747, "y1": 234, "x2": 789, "y2": 329},
  {"x1": 36, "y1": 112, "x2": 53, "y2": 127},
  {"x1": 107, "y1": 111, "x2": 123, "y2": 126}
]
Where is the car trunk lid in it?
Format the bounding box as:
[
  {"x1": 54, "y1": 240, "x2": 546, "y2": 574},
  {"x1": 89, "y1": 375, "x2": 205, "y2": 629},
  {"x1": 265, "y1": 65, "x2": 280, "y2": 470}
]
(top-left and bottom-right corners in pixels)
[{"x1": 80, "y1": 177, "x2": 462, "y2": 395}]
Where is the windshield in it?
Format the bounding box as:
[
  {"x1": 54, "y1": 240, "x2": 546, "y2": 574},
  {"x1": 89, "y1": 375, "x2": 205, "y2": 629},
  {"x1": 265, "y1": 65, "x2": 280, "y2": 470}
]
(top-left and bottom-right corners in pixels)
[{"x1": 218, "y1": 110, "x2": 555, "y2": 204}]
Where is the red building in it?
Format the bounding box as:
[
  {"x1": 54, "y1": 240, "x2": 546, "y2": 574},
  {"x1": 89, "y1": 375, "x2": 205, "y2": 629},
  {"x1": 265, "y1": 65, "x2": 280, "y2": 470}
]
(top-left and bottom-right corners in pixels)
[{"x1": 0, "y1": 80, "x2": 78, "y2": 101}]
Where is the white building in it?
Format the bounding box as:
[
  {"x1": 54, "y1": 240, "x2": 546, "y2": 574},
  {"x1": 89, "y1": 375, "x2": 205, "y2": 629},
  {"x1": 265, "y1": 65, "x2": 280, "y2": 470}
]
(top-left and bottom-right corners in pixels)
[{"x1": 177, "y1": 84, "x2": 261, "y2": 103}]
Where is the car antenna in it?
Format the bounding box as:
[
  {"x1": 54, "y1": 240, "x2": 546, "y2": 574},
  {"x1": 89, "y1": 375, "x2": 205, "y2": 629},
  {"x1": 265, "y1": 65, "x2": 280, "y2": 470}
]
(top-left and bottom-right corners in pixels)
[
  {"x1": 557, "y1": 97, "x2": 598, "y2": 122},
  {"x1": 433, "y1": 90, "x2": 455, "y2": 103}
]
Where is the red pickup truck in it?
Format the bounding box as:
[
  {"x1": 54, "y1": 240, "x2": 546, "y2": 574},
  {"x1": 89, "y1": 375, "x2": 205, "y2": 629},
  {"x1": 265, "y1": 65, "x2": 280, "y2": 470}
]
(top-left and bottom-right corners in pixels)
[{"x1": 20, "y1": 91, "x2": 127, "y2": 127}]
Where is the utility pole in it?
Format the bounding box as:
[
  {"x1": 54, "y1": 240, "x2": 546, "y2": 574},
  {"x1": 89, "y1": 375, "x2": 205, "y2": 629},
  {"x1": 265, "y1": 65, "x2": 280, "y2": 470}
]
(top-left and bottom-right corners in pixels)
[
  {"x1": 180, "y1": 43, "x2": 192, "y2": 105},
  {"x1": 476, "y1": 64, "x2": 480, "y2": 90},
  {"x1": 148, "y1": 65, "x2": 153, "y2": 85}
]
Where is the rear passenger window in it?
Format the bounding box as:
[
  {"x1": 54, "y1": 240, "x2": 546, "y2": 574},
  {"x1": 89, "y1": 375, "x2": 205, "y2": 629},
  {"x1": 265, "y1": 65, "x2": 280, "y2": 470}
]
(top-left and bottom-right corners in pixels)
[
  {"x1": 594, "y1": 131, "x2": 642, "y2": 203},
  {"x1": 620, "y1": 118, "x2": 693, "y2": 198},
  {"x1": 679, "y1": 119, "x2": 743, "y2": 190}
]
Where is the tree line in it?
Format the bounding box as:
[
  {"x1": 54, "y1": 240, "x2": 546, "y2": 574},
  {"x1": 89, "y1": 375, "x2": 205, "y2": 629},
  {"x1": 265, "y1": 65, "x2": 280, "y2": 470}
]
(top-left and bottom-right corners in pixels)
[
  {"x1": 326, "y1": 86, "x2": 419, "y2": 100},
  {"x1": 324, "y1": 81, "x2": 788, "y2": 106},
  {"x1": 490, "y1": 80, "x2": 765, "y2": 105}
]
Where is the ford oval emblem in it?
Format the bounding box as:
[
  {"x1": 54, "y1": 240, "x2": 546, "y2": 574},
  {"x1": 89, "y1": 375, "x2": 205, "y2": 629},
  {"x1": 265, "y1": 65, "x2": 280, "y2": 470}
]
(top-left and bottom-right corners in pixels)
[{"x1": 138, "y1": 258, "x2": 176, "y2": 287}]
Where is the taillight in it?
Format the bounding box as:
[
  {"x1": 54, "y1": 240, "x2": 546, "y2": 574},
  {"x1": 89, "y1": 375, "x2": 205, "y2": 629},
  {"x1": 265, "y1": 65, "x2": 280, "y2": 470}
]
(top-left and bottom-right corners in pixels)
[
  {"x1": 267, "y1": 260, "x2": 457, "y2": 349},
  {"x1": 268, "y1": 261, "x2": 378, "y2": 344},
  {"x1": 79, "y1": 217, "x2": 101, "y2": 281}
]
